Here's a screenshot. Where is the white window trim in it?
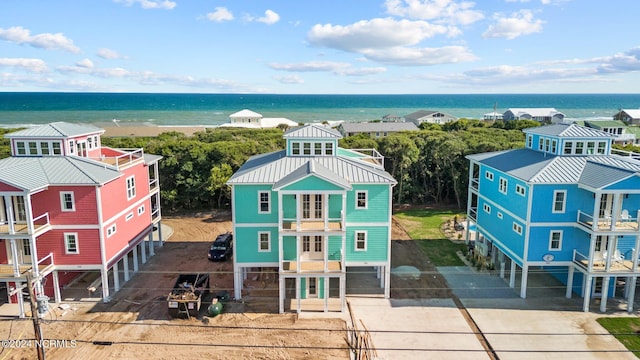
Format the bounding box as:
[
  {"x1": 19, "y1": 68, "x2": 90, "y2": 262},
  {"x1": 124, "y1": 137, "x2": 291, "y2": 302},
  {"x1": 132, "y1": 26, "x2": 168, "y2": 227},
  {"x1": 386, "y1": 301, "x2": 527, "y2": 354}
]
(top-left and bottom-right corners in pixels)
[
  {"x1": 549, "y1": 230, "x2": 562, "y2": 251},
  {"x1": 60, "y1": 191, "x2": 75, "y2": 212},
  {"x1": 483, "y1": 203, "x2": 491, "y2": 214},
  {"x1": 355, "y1": 231, "x2": 367, "y2": 251},
  {"x1": 552, "y1": 190, "x2": 566, "y2": 213},
  {"x1": 107, "y1": 224, "x2": 117, "y2": 238},
  {"x1": 485, "y1": 171, "x2": 494, "y2": 181},
  {"x1": 497, "y1": 212, "x2": 503, "y2": 219},
  {"x1": 137, "y1": 205, "x2": 145, "y2": 215},
  {"x1": 126, "y1": 176, "x2": 136, "y2": 200},
  {"x1": 356, "y1": 191, "x2": 368, "y2": 209},
  {"x1": 513, "y1": 222, "x2": 523, "y2": 235},
  {"x1": 499, "y1": 177, "x2": 508, "y2": 194},
  {"x1": 126, "y1": 212, "x2": 134, "y2": 221},
  {"x1": 515, "y1": 184, "x2": 526, "y2": 197},
  {"x1": 258, "y1": 231, "x2": 271, "y2": 252},
  {"x1": 64, "y1": 232, "x2": 79, "y2": 254},
  {"x1": 258, "y1": 191, "x2": 271, "y2": 214}
]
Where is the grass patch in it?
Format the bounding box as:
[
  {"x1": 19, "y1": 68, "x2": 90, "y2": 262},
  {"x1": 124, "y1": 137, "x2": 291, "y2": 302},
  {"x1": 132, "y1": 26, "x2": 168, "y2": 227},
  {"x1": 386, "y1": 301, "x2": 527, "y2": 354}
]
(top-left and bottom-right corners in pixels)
[
  {"x1": 596, "y1": 317, "x2": 640, "y2": 358},
  {"x1": 394, "y1": 208, "x2": 464, "y2": 240},
  {"x1": 394, "y1": 208, "x2": 467, "y2": 266}
]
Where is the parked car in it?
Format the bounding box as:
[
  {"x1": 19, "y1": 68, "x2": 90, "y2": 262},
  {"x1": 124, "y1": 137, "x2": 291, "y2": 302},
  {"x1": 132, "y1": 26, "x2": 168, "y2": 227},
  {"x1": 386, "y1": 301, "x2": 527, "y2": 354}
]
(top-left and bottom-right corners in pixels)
[{"x1": 208, "y1": 232, "x2": 233, "y2": 261}]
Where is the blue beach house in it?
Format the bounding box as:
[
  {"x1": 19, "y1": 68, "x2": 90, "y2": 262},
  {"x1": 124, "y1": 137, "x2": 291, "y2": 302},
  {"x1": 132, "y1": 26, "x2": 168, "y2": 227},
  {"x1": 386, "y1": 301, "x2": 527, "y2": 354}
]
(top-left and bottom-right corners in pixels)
[
  {"x1": 227, "y1": 124, "x2": 396, "y2": 313},
  {"x1": 467, "y1": 123, "x2": 640, "y2": 312}
]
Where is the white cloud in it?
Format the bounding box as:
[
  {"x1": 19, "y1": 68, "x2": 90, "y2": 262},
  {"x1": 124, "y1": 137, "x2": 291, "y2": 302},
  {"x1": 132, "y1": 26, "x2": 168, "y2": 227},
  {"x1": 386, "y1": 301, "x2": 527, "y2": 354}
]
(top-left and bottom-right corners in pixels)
[
  {"x1": 76, "y1": 59, "x2": 94, "y2": 68},
  {"x1": 268, "y1": 61, "x2": 387, "y2": 77},
  {"x1": 0, "y1": 26, "x2": 80, "y2": 53},
  {"x1": 97, "y1": 48, "x2": 127, "y2": 60},
  {"x1": 483, "y1": 10, "x2": 543, "y2": 40},
  {"x1": 0, "y1": 58, "x2": 48, "y2": 73},
  {"x1": 274, "y1": 75, "x2": 304, "y2": 84},
  {"x1": 363, "y1": 45, "x2": 477, "y2": 65},
  {"x1": 207, "y1": 7, "x2": 234, "y2": 22},
  {"x1": 308, "y1": 18, "x2": 448, "y2": 52},
  {"x1": 385, "y1": 0, "x2": 484, "y2": 25},
  {"x1": 256, "y1": 10, "x2": 280, "y2": 25},
  {"x1": 114, "y1": 0, "x2": 176, "y2": 10},
  {"x1": 596, "y1": 47, "x2": 640, "y2": 73}
]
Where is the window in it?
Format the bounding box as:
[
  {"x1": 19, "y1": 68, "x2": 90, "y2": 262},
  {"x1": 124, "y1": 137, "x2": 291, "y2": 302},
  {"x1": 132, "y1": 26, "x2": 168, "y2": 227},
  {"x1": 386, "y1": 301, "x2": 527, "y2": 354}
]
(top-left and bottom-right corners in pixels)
[
  {"x1": 22, "y1": 239, "x2": 31, "y2": 256},
  {"x1": 314, "y1": 142, "x2": 322, "y2": 155},
  {"x1": 497, "y1": 212, "x2": 503, "y2": 219},
  {"x1": 551, "y1": 140, "x2": 557, "y2": 153},
  {"x1": 16, "y1": 142, "x2": 25, "y2": 155},
  {"x1": 60, "y1": 192, "x2": 75, "y2": 211},
  {"x1": 586, "y1": 142, "x2": 595, "y2": 154},
  {"x1": 258, "y1": 232, "x2": 270, "y2": 252},
  {"x1": 563, "y1": 142, "x2": 572, "y2": 155},
  {"x1": 356, "y1": 191, "x2": 367, "y2": 209},
  {"x1": 258, "y1": 191, "x2": 270, "y2": 213},
  {"x1": 28, "y1": 142, "x2": 37, "y2": 155},
  {"x1": 303, "y1": 143, "x2": 311, "y2": 155},
  {"x1": 325, "y1": 142, "x2": 333, "y2": 155},
  {"x1": 538, "y1": 138, "x2": 544, "y2": 151},
  {"x1": 137, "y1": 205, "x2": 145, "y2": 215},
  {"x1": 88, "y1": 137, "x2": 93, "y2": 149},
  {"x1": 549, "y1": 231, "x2": 562, "y2": 250},
  {"x1": 544, "y1": 139, "x2": 550, "y2": 152},
  {"x1": 40, "y1": 142, "x2": 50, "y2": 155},
  {"x1": 515, "y1": 184, "x2": 526, "y2": 196},
  {"x1": 499, "y1": 177, "x2": 508, "y2": 194},
  {"x1": 52, "y1": 142, "x2": 61, "y2": 155},
  {"x1": 483, "y1": 203, "x2": 491, "y2": 213},
  {"x1": 597, "y1": 141, "x2": 606, "y2": 154},
  {"x1": 314, "y1": 236, "x2": 322, "y2": 252},
  {"x1": 575, "y1": 142, "x2": 584, "y2": 154},
  {"x1": 126, "y1": 212, "x2": 134, "y2": 221},
  {"x1": 302, "y1": 236, "x2": 310, "y2": 252},
  {"x1": 68, "y1": 140, "x2": 75, "y2": 154},
  {"x1": 553, "y1": 190, "x2": 566, "y2": 213},
  {"x1": 485, "y1": 171, "x2": 494, "y2": 181},
  {"x1": 292, "y1": 142, "x2": 300, "y2": 155},
  {"x1": 512, "y1": 222, "x2": 523, "y2": 235},
  {"x1": 355, "y1": 231, "x2": 367, "y2": 251},
  {"x1": 107, "y1": 224, "x2": 116, "y2": 237},
  {"x1": 64, "y1": 233, "x2": 79, "y2": 254},
  {"x1": 527, "y1": 135, "x2": 532, "y2": 148},
  {"x1": 126, "y1": 176, "x2": 136, "y2": 200}
]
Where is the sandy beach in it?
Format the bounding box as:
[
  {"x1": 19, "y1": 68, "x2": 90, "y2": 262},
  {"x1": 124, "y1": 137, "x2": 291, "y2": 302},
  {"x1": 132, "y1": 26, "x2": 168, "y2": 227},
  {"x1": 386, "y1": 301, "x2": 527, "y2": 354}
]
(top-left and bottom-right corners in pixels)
[{"x1": 101, "y1": 125, "x2": 212, "y2": 137}]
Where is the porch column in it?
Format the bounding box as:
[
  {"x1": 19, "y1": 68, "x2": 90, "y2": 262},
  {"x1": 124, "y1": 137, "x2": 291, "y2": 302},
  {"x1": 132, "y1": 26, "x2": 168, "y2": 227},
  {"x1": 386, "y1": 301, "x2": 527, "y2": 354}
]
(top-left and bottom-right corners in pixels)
[
  {"x1": 140, "y1": 241, "x2": 147, "y2": 264},
  {"x1": 384, "y1": 266, "x2": 390, "y2": 298},
  {"x1": 628, "y1": 276, "x2": 637, "y2": 313},
  {"x1": 520, "y1": 265, "x2": 528, "y2": 298},
  {"x1": 324, "y1": 276, "x2": 329, "y2": 313},
  {"x1": 610, "y1": 194, "x2": 621, "y2": 231},
  {"x1": 16, "y1": 282, "x2": 25, "y2": 318},
  {"x1": 52, "y1": 270, "x2": 61, "y2": 303},
  {"x1": 113, "y1": 261, "x2": 120, "y2": 292},
  {"x1": 157, "y1": 221, "x2": 164, "y2": 247},
  {"x1": 148, "y1": 232, "x2": 155, "y2": 257},
  {"x1": 279, "y1": 277, "x2": 285, "y2": 313},
  {"x1": 565, "y1": 266, "x2": 574, "y2": 298},
  {"x1": 340, "y1": 274, "x2": 346, "y2": 312},
  {"x1": 600, "y1": 276, "x2": 610, "y2": 313},
  {"x1": 101, "y1": 267, "x2": 110, "y2": 302},
  {"x1": 233, "y1": 265, "x2": 242, "y2": 300},
  {"x1": 132, "y1": 245, "x2": 139, "y2": 273},
  {"x1": 583, "y1": 275, "x2": 592, "y2": 312},
  {"x1": 123, "y1": 252, "x2": 130, "y2": 282},
  {"x1": 9, "y1": 239, "x2": 20, "y2": 276},
  {"x1": 509, "y1": 261, "x2": 516, "y2": 288},
  {"x1": 296, "y1": 277, "x2": 301, "y2": 314},
  {"x1": 4, "y1": 196, "x2": 14, "y2": 234}
]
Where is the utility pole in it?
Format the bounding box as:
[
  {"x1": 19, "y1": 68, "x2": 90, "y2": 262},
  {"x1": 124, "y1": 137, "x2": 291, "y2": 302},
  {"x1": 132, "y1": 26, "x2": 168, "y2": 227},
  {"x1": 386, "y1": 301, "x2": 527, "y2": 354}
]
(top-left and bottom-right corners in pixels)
[{"x1": 26, "y1": 271, "x2": 46, "y2": 360}]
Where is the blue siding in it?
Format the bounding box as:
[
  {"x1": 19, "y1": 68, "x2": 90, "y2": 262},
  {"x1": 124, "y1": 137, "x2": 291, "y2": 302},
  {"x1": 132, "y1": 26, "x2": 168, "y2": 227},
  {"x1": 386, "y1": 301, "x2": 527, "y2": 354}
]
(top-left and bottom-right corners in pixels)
[
  {"x1": 530, "y1": 184, "x2": 590, "y2": 223},
  {"x1": 527, "y1": 226, "x2": 587, "y2": 262},
  {"x1": 476, "y1": 197, "x2": 525, "y2": 259},
  {"x1": 478, "y1": 165, "x2": 528, "y2": 220}
]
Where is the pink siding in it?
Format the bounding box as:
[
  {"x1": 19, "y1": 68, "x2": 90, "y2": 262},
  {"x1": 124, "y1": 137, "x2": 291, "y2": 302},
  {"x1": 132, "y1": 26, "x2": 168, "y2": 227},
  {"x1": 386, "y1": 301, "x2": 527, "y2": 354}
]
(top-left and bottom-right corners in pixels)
[
  {"x1": 35, "y1": 229, "x2": 101, "y2": 265},
  {"x1": 0, "y1": 182, "x2": 22, "y2": 192},
  {"x1": 104, "y1": 199, "x2": 152, "y2": 262},
  {"x1": 32, "y1": 186, "x2": 98, "y2": 225},
  {"x1": 100, "y1": 163, "x2": 151, "y2": 220},
  {"x1": 43, "y1": 271, "x2": 81, "y2": 299}
]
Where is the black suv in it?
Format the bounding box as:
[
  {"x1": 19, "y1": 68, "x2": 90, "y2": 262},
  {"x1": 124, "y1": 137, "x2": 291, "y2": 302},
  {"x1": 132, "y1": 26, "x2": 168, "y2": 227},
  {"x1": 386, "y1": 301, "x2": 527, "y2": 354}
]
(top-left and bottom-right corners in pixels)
[{"x1": 208, "y1": 232, "x2": 233, "y2": 261}]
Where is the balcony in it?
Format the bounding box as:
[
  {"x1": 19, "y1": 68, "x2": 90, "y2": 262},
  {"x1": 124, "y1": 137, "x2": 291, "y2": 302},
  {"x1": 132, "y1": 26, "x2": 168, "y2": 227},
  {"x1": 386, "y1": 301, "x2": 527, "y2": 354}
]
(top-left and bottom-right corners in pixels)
[
  {"x1": 281, "y1": 218, "x2": 343, "y2": 233},
  {"x1": 282, "y1": 250, "x2": 343, "y2": 274},
  {"x1": 0, "y1": 213, "x2": 50, "y2": 236},
  {"x1": 470, "y1": 178, "x2": 479, "y2": 191},
  {"x1": 577, "y1": 210, "x2": 640, "y2": 233},
  {"x1": 0, "y1": 252, "x2": 55, "y2": 281},
  {"x1": 573, "y1": 249, "x2": 640, "y2": 274},
  {"x1": 93, "y1": 147, "x2": 145, "y2": 171}
]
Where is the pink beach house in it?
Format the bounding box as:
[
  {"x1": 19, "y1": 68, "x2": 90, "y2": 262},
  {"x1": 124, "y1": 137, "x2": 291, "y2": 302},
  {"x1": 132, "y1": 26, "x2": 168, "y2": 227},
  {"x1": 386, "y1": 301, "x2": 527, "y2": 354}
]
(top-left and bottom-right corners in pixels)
[{"x1": 0, "y1": 122, "x2": 163, "y2": 317}]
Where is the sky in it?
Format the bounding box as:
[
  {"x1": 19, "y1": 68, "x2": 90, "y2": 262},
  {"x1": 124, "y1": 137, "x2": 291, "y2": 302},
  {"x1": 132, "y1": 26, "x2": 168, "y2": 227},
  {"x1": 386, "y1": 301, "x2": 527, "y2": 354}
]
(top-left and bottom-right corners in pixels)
[{"x1": 0, "y1": 0, "x2": 639, "y2": 94}]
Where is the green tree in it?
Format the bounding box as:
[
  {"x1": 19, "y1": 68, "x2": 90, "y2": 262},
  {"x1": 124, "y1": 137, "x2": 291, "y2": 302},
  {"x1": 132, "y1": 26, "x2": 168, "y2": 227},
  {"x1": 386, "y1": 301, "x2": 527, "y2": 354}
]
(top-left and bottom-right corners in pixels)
[
  {"x1": 379, "y1": 134, "x2": 419, "y2": 204},
  {"x1": 209, "y1": 163, "x2": 233, "y2": 209}
]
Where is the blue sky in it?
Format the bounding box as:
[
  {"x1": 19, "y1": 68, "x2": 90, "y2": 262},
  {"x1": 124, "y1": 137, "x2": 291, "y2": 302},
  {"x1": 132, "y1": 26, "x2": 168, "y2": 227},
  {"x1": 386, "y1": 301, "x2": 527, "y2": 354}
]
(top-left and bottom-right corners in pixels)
[{"x1": 1, "y1": 0, "x2": 639, "y2": 94}]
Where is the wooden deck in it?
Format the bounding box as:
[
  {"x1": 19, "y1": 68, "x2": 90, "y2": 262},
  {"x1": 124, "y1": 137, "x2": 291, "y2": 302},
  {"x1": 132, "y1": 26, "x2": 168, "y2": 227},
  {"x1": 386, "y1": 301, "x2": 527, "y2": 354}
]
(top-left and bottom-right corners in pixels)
[
  {"x1": 282, "y1": 221, "x2": 342, "y2": 232},
  {"x1": 282, "y1": 260, "x2": 342, "y2": 272},
  {"x1": 0, "y1": 264, "x2": 54, "y2": 280},
  {"x1": 0, "y1": 223, "x2": 49, "y2": 235}
]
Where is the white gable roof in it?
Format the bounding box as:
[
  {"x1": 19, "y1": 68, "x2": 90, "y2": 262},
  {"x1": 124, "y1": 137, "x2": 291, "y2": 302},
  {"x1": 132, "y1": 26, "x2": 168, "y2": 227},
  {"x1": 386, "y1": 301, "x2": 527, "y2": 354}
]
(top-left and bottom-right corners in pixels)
[{"x1": 230, "y1": 109, "x2": 262, "y2": 118}]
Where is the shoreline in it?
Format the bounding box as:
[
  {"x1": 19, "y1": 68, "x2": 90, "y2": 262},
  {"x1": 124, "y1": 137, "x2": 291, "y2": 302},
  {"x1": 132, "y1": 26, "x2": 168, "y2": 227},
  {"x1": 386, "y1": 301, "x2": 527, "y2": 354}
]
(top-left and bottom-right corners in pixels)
[{"x1": 101, "y1": 125, "x2": 214, "y2": 137}]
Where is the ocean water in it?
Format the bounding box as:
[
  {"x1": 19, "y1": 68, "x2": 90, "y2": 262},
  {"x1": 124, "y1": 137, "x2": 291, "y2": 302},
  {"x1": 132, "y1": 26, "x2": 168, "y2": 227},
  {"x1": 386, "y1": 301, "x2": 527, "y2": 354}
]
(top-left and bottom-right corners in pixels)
[{"x1": 0, "y1": 92, "x2": 638, "y2": 127}]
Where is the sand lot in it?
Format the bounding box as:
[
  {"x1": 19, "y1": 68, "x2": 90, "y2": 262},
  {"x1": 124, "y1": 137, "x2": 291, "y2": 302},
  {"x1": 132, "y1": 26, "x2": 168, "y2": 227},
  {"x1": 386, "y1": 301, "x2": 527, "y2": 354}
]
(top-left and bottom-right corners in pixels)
[{"x1": 0, "y1": 211, "x2": 446, "y2": 360}]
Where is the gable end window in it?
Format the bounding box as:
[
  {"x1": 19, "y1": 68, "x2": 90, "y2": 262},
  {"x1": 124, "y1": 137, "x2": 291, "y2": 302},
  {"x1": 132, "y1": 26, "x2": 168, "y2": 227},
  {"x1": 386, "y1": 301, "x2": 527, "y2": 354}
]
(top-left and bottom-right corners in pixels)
[
  {"x1": 107, "y1": 224, "x2": 117, "y2": 237},
  {"x1": 258, "y1": 191, "x2": 270, "y2": 214},
  {"x1": 64, "y1": 233, "x2": 79, "y2": 254},
  {"x1": 553, "y1": 190, "x2": 566, "y2": 213},
  {"x1": 512, "y1": 222, "x2": 523, "y2": 235},
  {"x1": 356, "y1": 191, "x2": 367, "y2": 209},
  {"x1": 258, "y1": 232, "x2": 271, "y2": 252},
  {"x1": 60, "y1": 192, "x2": 75, "y2": 212},
  {"x1": 292, "y1": 142, "x2": 300, "y2": 155},
  {"x1": 483, "y1": 203, "x2": 491, "y2": 214}
]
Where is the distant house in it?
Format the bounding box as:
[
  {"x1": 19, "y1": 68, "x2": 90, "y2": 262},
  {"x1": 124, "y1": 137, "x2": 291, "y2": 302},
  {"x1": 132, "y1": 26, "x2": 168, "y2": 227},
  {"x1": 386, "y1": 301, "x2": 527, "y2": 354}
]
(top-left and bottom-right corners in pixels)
[
  {"x1": 404, "y1": 110, "x2": 456, "y2": 126},
  {"x1": 483, "y1": 111, "x2": 503, "y2": 121},
  {"x1": 614, "y1": 109, "x2": 640, "y2": 126},
  {"x1": 582, "y1": 120, "x2": 636, "y2": 145},
  {"x1": 502, "y1": 108, "x2": 565, "y2": 123},
  {"x1": 381, "y1": 114, "x2": 402, "y2": 122},
  {"x1": 220, "y1": 109, "x2": 299, "y2": 129},
  {"x1": 337, "y1": 122, "x2": 418, "y2": 138}
]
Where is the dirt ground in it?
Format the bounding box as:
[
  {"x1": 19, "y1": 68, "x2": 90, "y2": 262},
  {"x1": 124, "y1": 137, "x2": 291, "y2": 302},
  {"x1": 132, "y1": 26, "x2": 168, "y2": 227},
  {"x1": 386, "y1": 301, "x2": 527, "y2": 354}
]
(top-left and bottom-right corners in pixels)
[{"x1": 0, "y1": 210, "x2": 452, "y2": 360}]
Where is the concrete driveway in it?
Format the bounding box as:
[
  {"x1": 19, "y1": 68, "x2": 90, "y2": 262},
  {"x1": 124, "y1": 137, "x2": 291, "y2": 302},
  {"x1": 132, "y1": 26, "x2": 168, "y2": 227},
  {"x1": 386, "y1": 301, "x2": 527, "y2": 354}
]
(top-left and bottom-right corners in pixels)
[{"x1": 342, "y1": 266, "x2": 636, "y2": 359}]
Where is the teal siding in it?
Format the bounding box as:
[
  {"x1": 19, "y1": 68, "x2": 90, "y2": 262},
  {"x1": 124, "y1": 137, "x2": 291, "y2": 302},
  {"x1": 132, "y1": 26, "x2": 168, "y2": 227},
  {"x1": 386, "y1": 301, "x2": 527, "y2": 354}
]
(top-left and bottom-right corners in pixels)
[
  {"x1": 328, "y1": 236, "x2": 342, "y2": 260},
  {"x1": 281, "y1": 175, "x2": 345, "y2": 191},
  {"x1": 346, "y1": 185, "x2": 390, "y2": 223},
  {"x1": 234, "y1": 226, "x2": 279, "y2": 263},
  {"x1": 283, "y1": 236, "x2": 296, "y2": 261},
  {"x1": 328, "y1": 194, "x2": 342, "y2": 219},
  {"x1": 300, "y1": 277, "x2": 325, "y2": 299},
  {"x1": 345, "y1": 226, "x2": 389, "y2": 261},
  {"x1": 233, "y1": 185, "x2": 278, "y2": 224},
  {"x1": 282, "y1": 195, "x2": 296, "y2": 218}
]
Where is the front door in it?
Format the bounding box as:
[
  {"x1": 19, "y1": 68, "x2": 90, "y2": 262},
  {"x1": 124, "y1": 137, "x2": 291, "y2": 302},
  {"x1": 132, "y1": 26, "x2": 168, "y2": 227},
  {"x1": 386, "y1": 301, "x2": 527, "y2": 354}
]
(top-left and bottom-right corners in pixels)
[
  {"x1": 76, "y1": 141, "x2": 87, "y2": 157},
  {"x1": 302, "y1": 236, "x2": 324, "y2": 260},
  {"x1": 307, "y1": 277, "x2": 318, "y2": 298},
  {"x1": 12, "y1": 196, "x2": 26, "y2": 223},
  {"x1": 302, "y1": 194, "x2": 323, "y2": 220},
  {"x1": 5, "y1": 239, "x2": 32, "y2": 264}
]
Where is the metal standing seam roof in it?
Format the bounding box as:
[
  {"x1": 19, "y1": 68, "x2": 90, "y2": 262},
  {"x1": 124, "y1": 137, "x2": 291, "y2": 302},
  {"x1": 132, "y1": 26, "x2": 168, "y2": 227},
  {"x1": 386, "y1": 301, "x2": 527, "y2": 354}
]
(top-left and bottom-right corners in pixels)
[
  {"x1": 272, "y1": 160, "x2": 352, "y2": 190},
  {"x1": 578, "y1": 161, "x2": 636, "y2": 189},
  {"x1": 227, "y1": 150, "x2": 396, "y2": 185},
  {"x1": 523, "y1": 123, "x2": 614, "y2": 138},
  {"x1": 0, "y1": 156, "x2": 122, "y2": 191},
  {"x1": 5, "y1": 122, "x2": 105, "y2": 138},
  {"x1": 283, "y1": 124, "x2": 342, "y2": 139}
]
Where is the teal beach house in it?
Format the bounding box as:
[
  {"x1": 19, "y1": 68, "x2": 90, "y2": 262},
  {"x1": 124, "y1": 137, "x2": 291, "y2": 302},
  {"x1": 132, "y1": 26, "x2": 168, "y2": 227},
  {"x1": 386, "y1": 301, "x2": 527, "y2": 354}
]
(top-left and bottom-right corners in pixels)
[
  {"x1": 227, "y1": 124, "x2": 396, "y2": 313},
  {"x1": 467, "y1": 123, "x2": 640, "y2": 312}
]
